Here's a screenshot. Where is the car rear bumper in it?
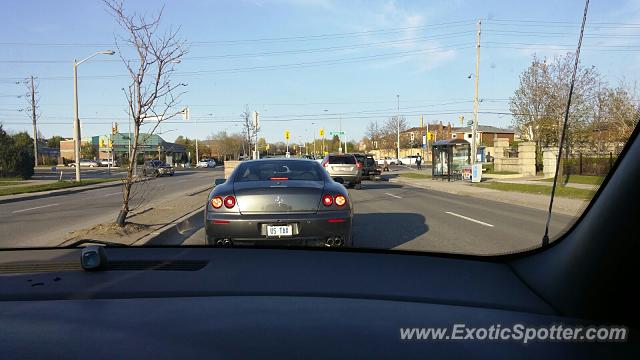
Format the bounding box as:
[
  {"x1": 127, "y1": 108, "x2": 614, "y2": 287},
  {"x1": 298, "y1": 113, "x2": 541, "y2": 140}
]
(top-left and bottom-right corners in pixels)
[
  {"x1": 328, "y1": 174, "x2": 360, "y2": 183},
  {"x1": 205, "y1": 210, "x2": 352, "y2": 247}
]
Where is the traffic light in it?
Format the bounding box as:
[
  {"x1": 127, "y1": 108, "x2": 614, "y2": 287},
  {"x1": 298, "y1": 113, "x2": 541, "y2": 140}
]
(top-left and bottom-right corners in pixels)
[
  {"x1": 99, "y1": 139, "x2": 105, "y2": 147},
  {"x1": 108, "y1": 139, "x2": 113, "y2": 148},
  {"x1": 410, "y1": 132, "x2": 415, "y2": 142},
  {"x1": 428, "y1": 132, "x2": 434, "y2": 141},
  {"x1": 182, "y1": 107, "x2": 190, "y2": 121},
  {"x1": 284, "y1": 130, "x2": 290, "y2": 141},
  {"x1": 112, "y1": 122, "x2": 118, "y2": 135}
]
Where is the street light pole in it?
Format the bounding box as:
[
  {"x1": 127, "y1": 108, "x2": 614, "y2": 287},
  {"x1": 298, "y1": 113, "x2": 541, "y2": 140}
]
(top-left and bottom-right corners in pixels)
[
  {"x1": 396, "y1": 94, "x2": 400, "y2": 160},
  {"x1": 472, "y1": 20, "x2": 482, "y2": 165},
  {"x1": 72, "y1": 50, "x2": 115, "y2": 182}
]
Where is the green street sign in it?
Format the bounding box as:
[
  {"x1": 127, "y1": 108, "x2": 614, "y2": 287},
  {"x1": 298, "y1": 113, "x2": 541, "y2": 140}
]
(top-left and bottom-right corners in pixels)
[{"x1": 329, "y1": 131, "x2": 345, "y2": 136}]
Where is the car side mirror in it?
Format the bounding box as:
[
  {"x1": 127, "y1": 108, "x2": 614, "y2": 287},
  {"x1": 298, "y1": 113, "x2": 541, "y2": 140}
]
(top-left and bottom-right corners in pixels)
[{"x1": 214, "y1": 178, "x2": 226, "y2": 186}]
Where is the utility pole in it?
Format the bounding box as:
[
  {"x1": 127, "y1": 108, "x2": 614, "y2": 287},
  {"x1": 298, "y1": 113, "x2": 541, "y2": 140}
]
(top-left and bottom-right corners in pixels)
[
  {"x1": 420, "y1": 114, "x2": 424, "y2": 162},
  {"x1": 28, "y1": 76, "x2": 38, "y2": 167},
  {"x1": 396, "y1": 94, "x2": 400, "y2": 160},
  {"x1": 472, "y1": 20, "x2": 482, "y2": 165}
]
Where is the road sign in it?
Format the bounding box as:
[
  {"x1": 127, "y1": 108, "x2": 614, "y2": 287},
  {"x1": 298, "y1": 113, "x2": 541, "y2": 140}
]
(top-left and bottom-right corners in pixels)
[
  {"x1": 319, "y1": 128, "x2": 325, "y2": 137},
  {"x1": 284, "y1": 130, "x2": 290, "y2": 141},
  {"x1": 329, "y1": 131, "x2": 344, "y2": 136}
]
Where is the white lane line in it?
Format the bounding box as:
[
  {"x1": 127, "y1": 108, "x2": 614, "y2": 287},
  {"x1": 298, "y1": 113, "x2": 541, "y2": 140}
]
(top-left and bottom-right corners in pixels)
[
  {"x1": 445, "y1": 211, "x2": 494, "y2": 227},
  {"x1": 12, "y1": 203, "x2": 60, "y2": 214},
  {"x1": 385, "y1": 192, "x2": 403, "y2": 199},
  {"x1": 102, "y1": 192, "x2": 121, "y2": 197}
]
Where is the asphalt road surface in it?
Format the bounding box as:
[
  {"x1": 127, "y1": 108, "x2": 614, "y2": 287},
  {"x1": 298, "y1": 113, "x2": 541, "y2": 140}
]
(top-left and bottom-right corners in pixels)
[
  {"x1": 181, "y1": 178, "x2": 574, "y2": 255},
  {"x1": 0, "y1": 168, "x2": 222, "y2": 248}
]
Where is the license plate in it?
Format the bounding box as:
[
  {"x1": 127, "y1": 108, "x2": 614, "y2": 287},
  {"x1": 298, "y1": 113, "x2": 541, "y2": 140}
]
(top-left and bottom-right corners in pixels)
[
  {"x1": 335, "y1": 166, "x2": 351, "y2": 171},
  {"x1": 267, "y1": 225, "x2": 293, "y2": 237}
]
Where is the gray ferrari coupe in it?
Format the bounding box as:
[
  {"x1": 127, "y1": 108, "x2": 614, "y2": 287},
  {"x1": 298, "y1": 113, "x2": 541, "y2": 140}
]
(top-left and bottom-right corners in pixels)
[{"x1": 205, "y1": 158, "x2": 353, "y2": 247}]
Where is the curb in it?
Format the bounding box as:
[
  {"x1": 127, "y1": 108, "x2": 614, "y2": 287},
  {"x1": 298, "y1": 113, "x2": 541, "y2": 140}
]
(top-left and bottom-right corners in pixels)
[{"x1": 133, "y1": 206, "x2": 205, "y2": 246}]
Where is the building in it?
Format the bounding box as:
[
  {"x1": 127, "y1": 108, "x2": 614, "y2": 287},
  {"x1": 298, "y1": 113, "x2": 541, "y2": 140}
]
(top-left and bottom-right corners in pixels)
[
  {"x1": 450, "y1": 125, "x2": 515, "y2": 147},
  {"x1": 60, "y1": 133, "x2": 186, "y2": 166}
]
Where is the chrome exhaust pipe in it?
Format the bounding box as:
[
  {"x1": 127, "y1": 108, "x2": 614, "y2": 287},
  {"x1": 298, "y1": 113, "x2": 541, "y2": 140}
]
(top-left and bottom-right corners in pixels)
[
  {"x1": 334, "y1": 237, "x2": 343, "y2": 246},
  {"x1": 215, "y1": 239, "x2": 224, "y2": 246},
  {"x1": 326, "y1": 237, "x2": 335, "y2": 247},
  {"x1": 223, "y1": 239, "x2": 232, "y2": 247}
]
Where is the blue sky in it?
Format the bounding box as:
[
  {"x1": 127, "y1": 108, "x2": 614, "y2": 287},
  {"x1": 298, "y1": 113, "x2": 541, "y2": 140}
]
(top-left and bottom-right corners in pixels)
[{"x1": 1, "y1": 0, "x2": 640, "y2": 144}]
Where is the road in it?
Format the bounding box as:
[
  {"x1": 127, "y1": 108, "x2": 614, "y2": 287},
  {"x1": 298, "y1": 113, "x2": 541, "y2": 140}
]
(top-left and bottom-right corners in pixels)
[
  {"x1": 181, "y1": 176, "x2": 574, "y2": 255},
  {"x1": 0, "y1": 168, "x2": 222, "y2": 248}
]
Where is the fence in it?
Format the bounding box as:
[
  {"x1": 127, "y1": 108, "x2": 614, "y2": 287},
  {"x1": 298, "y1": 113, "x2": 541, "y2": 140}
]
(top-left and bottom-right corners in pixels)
[{"x1": 564, "y1": 152, "x2": 617, "y2": 176}]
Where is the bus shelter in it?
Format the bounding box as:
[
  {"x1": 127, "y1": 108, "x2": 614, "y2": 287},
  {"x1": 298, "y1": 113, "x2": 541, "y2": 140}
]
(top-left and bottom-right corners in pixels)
[{"x1": 431, "y1": 139, "x2": 471, "y2": 181}]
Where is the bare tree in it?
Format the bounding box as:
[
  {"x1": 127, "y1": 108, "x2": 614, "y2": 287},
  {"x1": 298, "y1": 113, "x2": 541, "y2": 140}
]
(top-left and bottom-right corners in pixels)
[
  {"x1": 240, "y1": 106, "x2": 259, "y2": 158},
  {"x1": 105, "y1": 1, "x2": 188, "y2": 227}
]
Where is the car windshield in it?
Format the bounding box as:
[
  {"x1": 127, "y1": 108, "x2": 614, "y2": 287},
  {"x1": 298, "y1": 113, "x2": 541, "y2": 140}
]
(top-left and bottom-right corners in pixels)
[
  {"x1": 0, "y1": 1, "x2": 638, "y2": 257},
  {"x1": 235, "y1": 161, "x2": 324, "y2": 182},
  {"x1": 328, "y1": 156, "x2": 356, "y2": 164}
]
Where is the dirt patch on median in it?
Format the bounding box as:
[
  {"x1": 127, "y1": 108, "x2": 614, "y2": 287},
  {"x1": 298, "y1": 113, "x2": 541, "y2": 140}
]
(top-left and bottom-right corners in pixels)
[{"x1": 69, "y1": 222, "x2": 149, "y2": 237}]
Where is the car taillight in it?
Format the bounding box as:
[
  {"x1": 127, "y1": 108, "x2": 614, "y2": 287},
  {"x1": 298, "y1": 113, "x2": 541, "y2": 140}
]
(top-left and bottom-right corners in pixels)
[
  {"x1": 224, "y1": 195, "x2": 236, "y2": 208},
  {"x1": 356, "y1": 162, "x2": 363, "y2": 169},
  {"x1": 211, "y1": 196, "x2": 223, "y2": 209},
  {"x1": 322, "y1": 194, "x2": 333, "y2": 206},
  {"x1": 334, "y1": 194, "x2": 347, "y2": 207},
  {"x1": 322, "y1": 161, "x2": 329, "y2": 168}
]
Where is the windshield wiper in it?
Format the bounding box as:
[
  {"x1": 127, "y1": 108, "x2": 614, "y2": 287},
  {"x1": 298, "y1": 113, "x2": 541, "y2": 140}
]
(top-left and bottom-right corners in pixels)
[
  {"x1": 542, "y1": 0, "x2": 590, "y2": 246},
  {"x1": 63, "y1": 239, "x2": 127, "y2": 248}
]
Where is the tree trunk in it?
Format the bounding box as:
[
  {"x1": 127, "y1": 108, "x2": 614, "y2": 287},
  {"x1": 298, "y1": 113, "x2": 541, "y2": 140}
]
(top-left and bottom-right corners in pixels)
[{"x1": 116, "y1": 128, "x2": 140, "y2": 227}]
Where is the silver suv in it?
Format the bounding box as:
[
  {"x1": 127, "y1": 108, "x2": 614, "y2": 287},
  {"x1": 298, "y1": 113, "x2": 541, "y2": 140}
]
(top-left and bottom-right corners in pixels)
[{"x1": 321, "y1": 154, "x2": 362, "y2": 189}]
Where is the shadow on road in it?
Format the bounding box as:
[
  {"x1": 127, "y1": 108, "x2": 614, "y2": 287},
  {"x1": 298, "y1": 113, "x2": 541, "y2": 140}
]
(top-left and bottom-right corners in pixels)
[
  {"x1": 352, "y1": 212, "x2": 428, "y2": 249},
  {"x1": 358, "y1": 182, "x2": 403, "y2": 190}
]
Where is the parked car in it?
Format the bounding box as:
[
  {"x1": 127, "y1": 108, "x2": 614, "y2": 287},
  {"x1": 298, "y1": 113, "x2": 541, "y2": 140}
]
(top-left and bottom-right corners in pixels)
[
  {"x1": 320, "y1": 154, "x2": 362, "y2": 189},
  {"x1": 352, "y1": 153, "x2": 381, "y2": 180},
  {"x1": 206, "y1": 158, "x2": 352, "y2": 248},
  {"x1": 142, "y1": 160, "x2": 174, "y2": 177},
  {"x1": 398, "y1": 155, "x2": 419, "y2": 166},
  {"x1": 197, "y1": 159, "x2": 217, "y2": 168},
  {"x1": 100, "y1": 158, "x2": 118, "y2": 167},
  {"x1": 376, "y1": 156, "x2": 399, "y2": 166},
  {"x1": 68, "y1": 159, "x2": 101, "y2": 168}
]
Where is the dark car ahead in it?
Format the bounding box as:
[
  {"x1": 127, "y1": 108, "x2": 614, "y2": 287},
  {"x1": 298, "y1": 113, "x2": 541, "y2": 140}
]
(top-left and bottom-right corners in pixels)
[
  {"x1": 205, "y1": 159, "x2": 352, "y2": 248},
  {"x1": 142, "y1": 160, "x2": 174, "y2": 177},
  {"x1": 352, "y1": 153, "x2": 381, "y2": 180}
]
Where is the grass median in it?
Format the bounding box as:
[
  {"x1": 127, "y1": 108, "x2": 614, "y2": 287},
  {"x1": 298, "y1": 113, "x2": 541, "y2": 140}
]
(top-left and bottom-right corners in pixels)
[
  {"x1": 474, "y1": 181, "x2": 596, "y2": 200},
  {"x1": 0, "y1": 178, "x2": 121, "y2": 196},
  {"x1": 538, "y1": 174, "x2": 604, "y2": 185},
  {"x1": 398, "y1": 172, "x2": 432, "y2": 179}
]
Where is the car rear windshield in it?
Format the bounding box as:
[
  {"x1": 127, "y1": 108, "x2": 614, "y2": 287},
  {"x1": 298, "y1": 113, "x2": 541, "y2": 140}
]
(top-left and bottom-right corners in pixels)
[
  {"x1": 365, "y1": 158, "x2": 375, "y2": 166},
  {"x1": 328, "y1": 155, "x2": 356, "y2": 164},
  {"x1": 235, "y1": 160, "x2": 325, "y2": 182}
]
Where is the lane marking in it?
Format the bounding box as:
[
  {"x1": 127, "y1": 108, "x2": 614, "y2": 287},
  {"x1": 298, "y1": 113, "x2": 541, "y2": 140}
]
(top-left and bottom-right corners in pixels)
[
  {"x1": 445, "y1": 211, "x2": 494, "y2": 227},
  {"x1": 385, "y1": 192, "x2": 402, "y2": 199},
  {"x1": 102, "y1": 192, "x2": 121, "y2": 197},
  {"x1": 12, "y1": 203, "x2": 60, "y2": 214}
]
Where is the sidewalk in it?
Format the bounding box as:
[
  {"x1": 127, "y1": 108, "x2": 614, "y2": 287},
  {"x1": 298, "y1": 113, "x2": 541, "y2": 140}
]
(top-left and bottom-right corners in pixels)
[{"x1": 388, "y1": 176, "x2": 589, "y2": 217}]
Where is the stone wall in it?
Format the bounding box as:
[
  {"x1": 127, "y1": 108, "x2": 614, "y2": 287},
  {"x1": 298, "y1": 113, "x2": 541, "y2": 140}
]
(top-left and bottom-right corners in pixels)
[
  {"x1": 493, "y1": 138, "x2": 536, "y2": 176},
  {"x1": 543, "y1": 147, "x2": 558, "y2": 178}
]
